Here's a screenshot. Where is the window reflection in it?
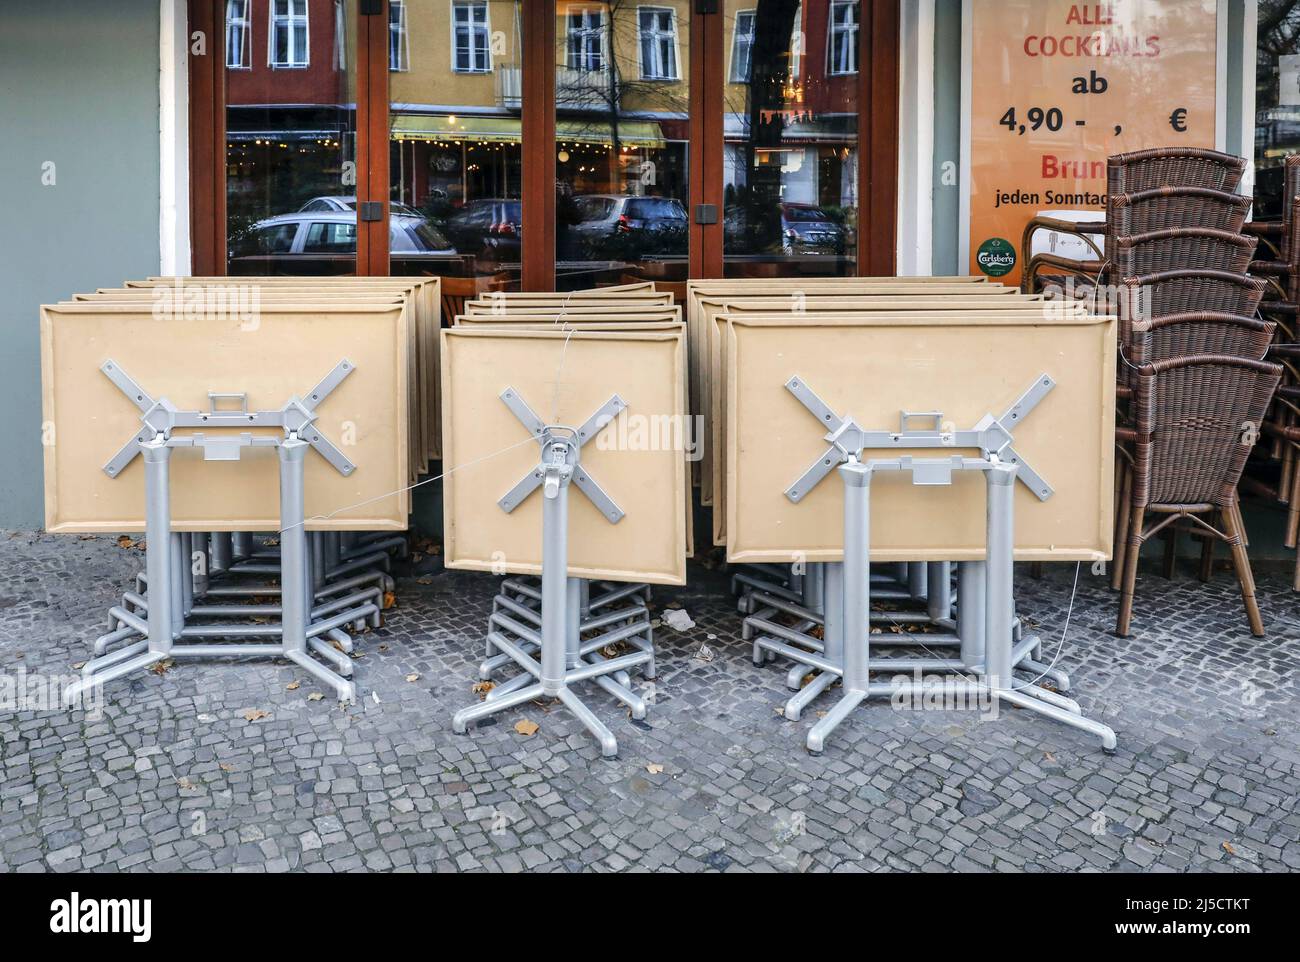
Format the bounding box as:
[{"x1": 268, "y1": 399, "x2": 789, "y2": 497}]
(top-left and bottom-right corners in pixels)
[
  {"x1": 1257, "y1": 1, "x2": 1300, "y2": 217},
  {"x1": 225, "y1": 0, "x2": 359, "y2": 275},
  {"x1": 389, "y1": 1, "x2": 522, "y2": 287},
  {"x1": 723, "y1": 0, "x2": 858, "y2": 277},
  {"x1": 555, "y1": 2, "x2": 690, "y2": 291}
]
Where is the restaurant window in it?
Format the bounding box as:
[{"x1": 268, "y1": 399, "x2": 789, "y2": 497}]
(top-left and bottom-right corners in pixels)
[
  {"x1": 391, "y1": 1, "x2": 523, "y2": 287},
  {"x1": 226, "y1": 0, "x2": 357, "y2": 275},
  {"x1": 722, "y1": 0, "x2": 859, "y2": 278},
  {"x1": 1256, "y1": 1, "x2": 1300, "y2": 218},
  {"x1": 567, "y1": 7, "x2": 607, "y2": 73},
  {"x1": 225, "y1": 0, "x2": 251, "y2": 69},
  {"x1": 638, "y1": 7, "x2": 679, "y2": 82},
  {"x1": 555, "y1": 2, "x2": 690, "y2": 289},
  {"x1": 827, "y1": 0, "x2": 857, "y2": 76},
  {"x1": 269, "y1": 0, "x2": 310, "y2": 68},
  {"x1": 452, "y1": 1, "x2": 491, "y2": 73},
  {"x1": 389, "y1": 0, "x2": 410, "y2": 71}
]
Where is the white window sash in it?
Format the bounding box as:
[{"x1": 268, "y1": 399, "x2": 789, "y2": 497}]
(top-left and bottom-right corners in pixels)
[
  {"x1": 827, "y1": 0, "x2": 858, "y2": 76},
  {"x1": 730, "y1": 10, "x2": 755, "y2": 83},
  {"x1": 389, "y1": 0, "x2": 409, "y2": 71},
  {"x1": 638, "y1": 7, "x2": 678, "y2": 81},
  {"x1": 452, "y1": 1, "x2": 491, "y2": 73},
  {"x1": 225, "y1": 0, "x2": 251, "y2": 69},
  {"x1": 269, "y1": 0, "x2": 310, "y2": 69}
]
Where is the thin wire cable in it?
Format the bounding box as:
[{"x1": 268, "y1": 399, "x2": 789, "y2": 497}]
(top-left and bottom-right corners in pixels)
[{"x1": 280, "y1": 432, "x2": 542, "y2": 534}]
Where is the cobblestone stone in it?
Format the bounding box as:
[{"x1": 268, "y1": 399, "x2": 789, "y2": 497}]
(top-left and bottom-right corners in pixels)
[{"x1": 0, "y1": 530, "x2": 1296, "y2": 872}]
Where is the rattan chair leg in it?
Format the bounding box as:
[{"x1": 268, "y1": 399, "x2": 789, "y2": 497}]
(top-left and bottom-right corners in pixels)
[
  {"x1": 1232, "y1": 499, "x2": 1250, "y2": 548},
  {"x1": 1162, "y1": 528, "x2": 1178, "y2": 580},
  {"x1": 1221, "y1": 504, "x2": 1265, "y2": 637},
  {"x1": 1286, "y1": 463, "x2": 1300, "y2": 549},
  {"x1": 1198, "y1": 532, "x2": 1214, "y2": 582},
  {"x1": 1116, "y1": 505, "x2": 1146, "y2": 637},
  {"x1": 1111, "y1": 463, "x2": 1133, "y2": 592}
]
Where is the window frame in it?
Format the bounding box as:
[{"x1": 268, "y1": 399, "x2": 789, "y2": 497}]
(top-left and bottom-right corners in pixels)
[
  {"x1": 565, "y1": 5, "x2": 607, "y2": 74},
  {"x1": 389, "y1": 0, "x2": 410, "y2": 71},
  {"x1": 225, "y1": 0, "x2": 251, "y2": 69},
  {"x1": 450, "y1": 0, "x2": 493, "y2": 74},
  {"x1": 729, "y1": 9, "x2": 756, "y2": 83},
  {"x1": 268, "y1": 0, "x2": 311, "y2": 69},
  {"x1": 827, "y1": 0, "x2": 859, "y2": 76},
  {"x1": 636, "y1": 5, "x2": 680, "y2": 82},
  {"x1": 192, "y1": 0, "x2": 899, "y2": 282}
]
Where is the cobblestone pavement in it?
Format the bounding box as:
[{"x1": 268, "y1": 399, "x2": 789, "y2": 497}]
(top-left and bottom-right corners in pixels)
[{"x1": 0, "y1": 530, "x2": 1296, "y2": 873}]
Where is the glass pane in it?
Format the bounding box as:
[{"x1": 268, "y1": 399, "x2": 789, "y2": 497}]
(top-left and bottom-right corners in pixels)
[
  {"x1": 723, "y1": 0, "x2": 858, "y2": 278},
  {"x1": 555, "y1": 2, "x2": 690, "y2": 291},
  {"x1": 1256, "y1": 3, "x2": 1300, "y2": 218},
  {"x1": 225, "y1": 0, "x2": 358, "y2": 275},
  {"x1": 389, "y1": 1, "x2": 523, "y2": 289}
]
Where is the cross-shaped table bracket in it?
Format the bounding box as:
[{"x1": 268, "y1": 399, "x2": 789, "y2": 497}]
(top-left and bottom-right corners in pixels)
[
  {"x1": 99, "y1": 357, "x2": 357, "y2": 479},
  {"x1": 783, "y1": 372, "x2": 1056, "y2": 504},
  {"x1": 453, "y1": 387, "x2": 650, "y2": 758},
  {"x1": 495, "y1": 387, "x2": 627, "y2": 523}
]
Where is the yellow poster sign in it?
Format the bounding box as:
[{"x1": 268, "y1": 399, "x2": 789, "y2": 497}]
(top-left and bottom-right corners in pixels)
[{"x1": 966, "y1": 0, "x2": 1219, "y2": 286}]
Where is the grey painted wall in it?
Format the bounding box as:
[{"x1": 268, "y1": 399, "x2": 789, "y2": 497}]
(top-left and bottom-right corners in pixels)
[{"x1": 0, "y1": 0, "x2": 161, "y2": 528}]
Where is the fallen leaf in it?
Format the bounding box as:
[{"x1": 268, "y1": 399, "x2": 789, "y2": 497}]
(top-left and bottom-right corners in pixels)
[
  {"x1": 514, "y1": 719, "x2": 539, "y2": 737},
  {"x1": 219, "y1": 762, "x2": 235, "y2": 773},
  {"x1": 149, "y1": 659, "x2": 175, "y2": 676},
  {"x1": 1222, "y1": 841, "x2": 1237, "y2": 856},
  {"x1": 285, "y1": 681, "x2": 300, "y2": 691},
  {"x1": 405, "y1": 673, "x2": 420, "y2": 683},
  {"x1": 382, "y1": 591, "x2": 397, "y2": 610},
  {"x1": 415, "y1": 576, "x2": 433, "y2": 586},
  {"x1": 1044, "y1": 751, "x2": 1057, "y2": 763},
  {"x1": 378, "y1": 644, "x2": 389, "y2": 652},
  {"x1": 243, "y1": 708, "x2": 270, "y2": 722},
  {"x1": 472, "y1": 680, "x2": 495, "y2": 699},
  {"x1": 176, "y1": 776, "x2": 196, "y2": 790},
  {"x1": 646, "y1": 763, "x2": 664, "y2": 775},
  {"x1": 71, "y1": 662, "x2": 85, "y2": 671},
  {"x1": 116, "y1": 535, "x2": 135, "y2": 549},
  {"x1": 307, "y1": 692, "x2": 324, "y2": 702},
  {"x1": 774, "y1": 706, "x2": 785, "y2": 717}
]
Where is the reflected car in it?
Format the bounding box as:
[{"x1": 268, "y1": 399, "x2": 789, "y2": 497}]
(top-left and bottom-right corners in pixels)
[
  {"x1": 779, "y1": 203, "x2": 847, "y2": 255},
  {"x1": 442, "y1": 199, "x2": 523, "y2": 264},
  {"x1": 227, "y1": 211, "x2": 457, "y2": 274},
  {"x1": 723, "y1": 202, "x2": 848, "y2": 256},
  {"x1": 298, "y1": 195, "x2": 423, "y2": 218},
  {"x1": 565, "y1": 195, "x2": 687, "y2": 257}
]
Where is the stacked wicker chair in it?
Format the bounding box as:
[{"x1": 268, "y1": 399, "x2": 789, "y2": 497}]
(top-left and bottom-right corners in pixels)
[
  {"x1": 1016, "y1": 148, "x2": 1284, "y2": 634},
  {"x1": 1245, "y1": 155, "x2": 1300, "y2": 591},
  {"x1": 1115, "y1": 357, "x2": 1282, "y2": 636},
  {"x1": 1021, "y1": 148, "x2": 1250, "y2": 297}
]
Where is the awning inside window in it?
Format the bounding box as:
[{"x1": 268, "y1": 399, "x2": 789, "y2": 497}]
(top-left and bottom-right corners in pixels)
[{"x1": 390, "y1": 113, "x2": 667, "y2": 148}]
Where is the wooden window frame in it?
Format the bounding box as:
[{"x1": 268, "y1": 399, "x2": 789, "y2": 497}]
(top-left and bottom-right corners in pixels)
[{"x1": 188, "y1": 0, "x2": 897, "y2": 281}]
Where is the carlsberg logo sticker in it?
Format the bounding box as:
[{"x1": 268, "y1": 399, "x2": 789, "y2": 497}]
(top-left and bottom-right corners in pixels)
[{"x1": 976, "y1": 237, "x2": 1016, "y2": 277}]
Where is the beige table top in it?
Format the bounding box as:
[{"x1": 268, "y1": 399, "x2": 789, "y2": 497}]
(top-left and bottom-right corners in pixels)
[
  {"x1": 41, "y1": 302, "x2": 410, "y2": 533},
  {"x1": 724, "y1": 312, "x2": 1115, "y2": 562},
  {"x1": 442, "y1": 328, "x2": 688, "y2": 584}
]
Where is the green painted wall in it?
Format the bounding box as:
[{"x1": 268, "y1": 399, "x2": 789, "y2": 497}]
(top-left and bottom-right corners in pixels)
[{"x1": 0, "y1": 0, "x2": 161, "y2": 528}]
